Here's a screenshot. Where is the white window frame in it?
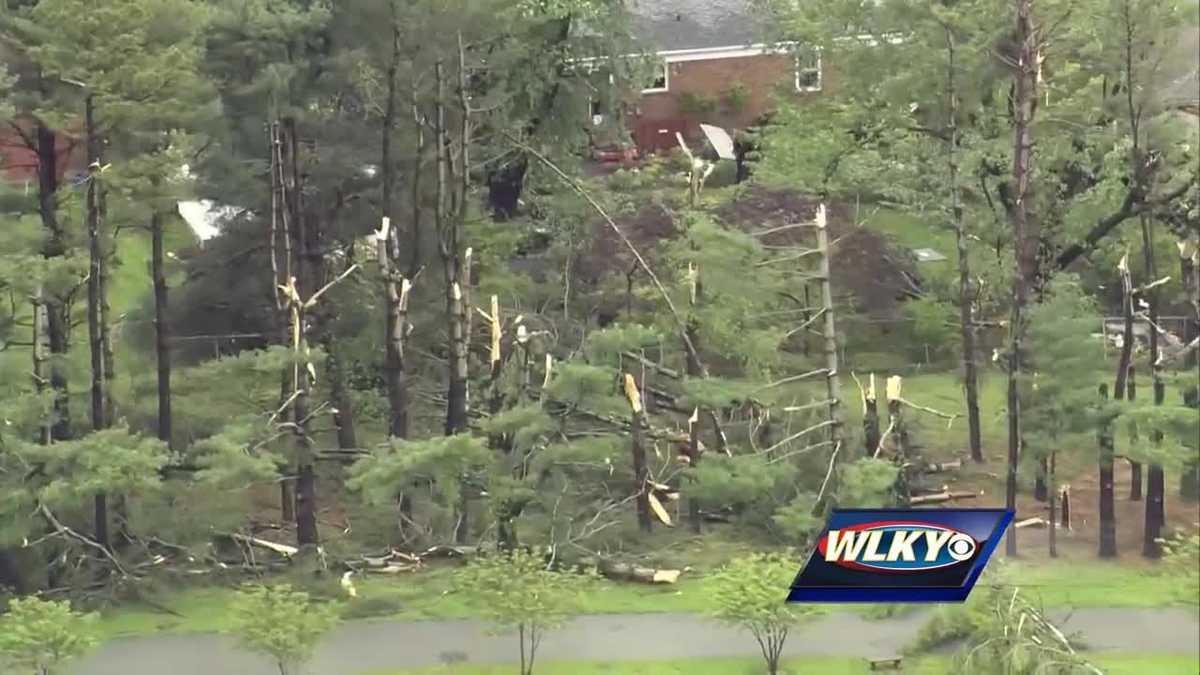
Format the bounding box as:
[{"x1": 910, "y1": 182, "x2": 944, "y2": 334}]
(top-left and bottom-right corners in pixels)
[
  {"x1": 641, "y1": 59, "x2": 669, "y2": 94},
  {"x1": 794, "y1": 49, "x2": 823, "y2": 92}
]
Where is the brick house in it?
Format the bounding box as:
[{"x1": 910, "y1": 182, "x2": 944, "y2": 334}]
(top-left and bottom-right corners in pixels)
[
  {"x1": 0, "y1": 123, "x2": 86, "y2": 186},
  {"x1": 611, "y1": 0, "x2": 826, "y2": 153}
]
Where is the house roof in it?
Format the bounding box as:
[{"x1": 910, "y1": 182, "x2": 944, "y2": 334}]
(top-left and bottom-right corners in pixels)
[{"x1": 627, "y1": 0, "x2": 764, "y2": 52}]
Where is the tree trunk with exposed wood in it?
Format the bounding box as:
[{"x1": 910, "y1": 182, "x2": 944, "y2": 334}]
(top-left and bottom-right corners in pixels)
[{"x1": 625, "y1": 373, "x2": 653, "y2": 533}]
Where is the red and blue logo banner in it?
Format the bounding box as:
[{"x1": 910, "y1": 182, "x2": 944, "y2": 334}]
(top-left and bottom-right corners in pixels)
[{"x1": 787, "y1": 508, "x2": 1014, "y2": 603}]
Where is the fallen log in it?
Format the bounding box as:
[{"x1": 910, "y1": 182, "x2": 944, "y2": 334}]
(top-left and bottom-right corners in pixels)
[
  {"x1": 922, "y1": 460, "x2": 962, "y2": 473},
  {"x1": 1015, "y1": 517, "x2": 1048, "y2": 529},
  {"x1": 594, "y1": 559, "x2": 683, "y2": 584},
  {"x1": 908, "y1": 490, "x2": 979, "y2": 505},
  {"x1": 230, "y1": 533, "x2": 298, "y2": 558}
]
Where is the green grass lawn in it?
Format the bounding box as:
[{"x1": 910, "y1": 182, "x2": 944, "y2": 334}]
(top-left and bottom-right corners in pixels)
[
  {"x1": 362, "y1": 653, "x2": 1200, "y2": 675},
  {"x1": 363, "y1": 655, "x2": 953, "y2": 675},
  {"x1": 95, "y1": 549, "x2": 1188, "y2": 642}
]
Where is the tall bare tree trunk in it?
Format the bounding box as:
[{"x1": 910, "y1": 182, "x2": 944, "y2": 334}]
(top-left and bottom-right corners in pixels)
[
  {"x1": 1140, "y1": 216, "x2": 1165, "y2": 558},
  {"x1": 436, "y1": 59, "x2": 470, "y2": 438},
  {"x1": 84, "y1": 94, "x2": 111, "y2": 550},
  {"x1": 1005, "y1": 0, "x2": 1039, "y2": 557},
  {"x1": 1127, "y1": 365, "x2": 1142, "y2": 500},
  {"x1": 270, "y1": 120, "x2": 296, "y2": 523},
  {"x1": 151, "y1": 210, "x2": 172, "y2": 447},
  {"x1": 381, "y1": 10, "x2": 412, "y2": 441},
  {"x1": 1099, "y1": 383, "x2": 1118, "y2": 558},
  {"x1": 1179, "y1": 242, "x2": 1199, "y2": 501},
  {"x1": 281, "y1": 117, "x2": 320, "y2": 550},
  {"x1": 946, "y1": 29, "x2": 984, "y2": 465}
]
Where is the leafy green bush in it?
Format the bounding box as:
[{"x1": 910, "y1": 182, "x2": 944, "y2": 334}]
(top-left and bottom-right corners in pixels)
[
  {"x1": 456, "y1": 549, "x2": 594, "y2": 675},
  {"x1": 0, "y1": 597, "x2": 97, "y2": 675},
  {"x1": 229, "y1": 584, "x2": 340, "y2": 674},
  {"x1": 708, "y1": 553, "x2": 816, "y2": 675}
]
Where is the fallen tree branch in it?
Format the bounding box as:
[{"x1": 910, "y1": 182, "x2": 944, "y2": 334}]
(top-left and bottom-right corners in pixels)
[
  {"x1": 761, "y1": 419, "x2": 835, "y2": 454},
  {"x1": 38, "y1": 503, "x2": 130, "y2": 577},
  {"x1": 756, "y1": 368, "x2": 829, "y2": 392}
]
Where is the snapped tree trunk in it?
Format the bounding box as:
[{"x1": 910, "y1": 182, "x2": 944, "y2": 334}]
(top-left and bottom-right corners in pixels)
[
  {"x1": 1114, "y1": 255, "x2": 1141, "y2": 501},
  {"x1": 381, "y1": 15, "x2": 413, "y2": 441},
  {"x1": 625, "y1": 373, "x2": 653, "y2": 533},
  {"x1": 282, "y1": 117, "x2": 320, "y2": 550},
  {"x1": 863, "y1": 374, "x2": 881, "y2": 455},
  {"x1": 1098, "y1": 383, "x2": 1118, "y2": 558},
  {"x1": 1005, "y1": 0, "x2": 1039, "y2": 557},
  {"x1": 815, "y1": 206, "x2": 844, "y2": 470},
  {"x1": 684, "y1": 263, "x2": 704, "y2": 533}
]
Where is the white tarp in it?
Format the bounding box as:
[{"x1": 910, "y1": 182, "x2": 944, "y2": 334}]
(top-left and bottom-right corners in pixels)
[{"x1": 699, "y1": 123, "x2": 736, "y2": 160}]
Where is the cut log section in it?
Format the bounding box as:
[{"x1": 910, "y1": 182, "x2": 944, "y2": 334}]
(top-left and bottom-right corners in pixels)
[
  {"x1": 908, "y1": 490, "x2": 979, "y2": 505},
  {"x1": 595, "y1": 559, "x2": 683, "y2": 584},
  {"x1": 647, "y1": 492, "x2": 674, "y2": 527},
  {"x1": 922, "y1": 460, "x2": 962, "y2": 473}
]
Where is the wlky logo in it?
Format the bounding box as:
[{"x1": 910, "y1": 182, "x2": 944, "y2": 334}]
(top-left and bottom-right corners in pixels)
[{"x1": 787, "y1": 509, "x2": 1013, "y2": 603}]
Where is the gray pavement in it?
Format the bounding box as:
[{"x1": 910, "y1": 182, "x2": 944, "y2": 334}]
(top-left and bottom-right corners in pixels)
[{"x1": 72, "y1": 608, "x2": 1200, "y2": 675}]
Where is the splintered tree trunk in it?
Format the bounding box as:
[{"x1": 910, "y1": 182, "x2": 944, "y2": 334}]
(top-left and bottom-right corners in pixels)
[
  {"x1": 1141, "y1": 216, "x2": 1164, "y2": 558},
  {"x1": 863, "y1": 376, "x2": 881, "y2": 455},
  {"x1": 1098, "y1": 384, "x2": 1118, "y2": 558},
  {"x1": 887, "y1": 384, "x2": 911, "y2": 505},
  {"x1": 37, "y1": 122, "x2": 71, "y2": 441},
  {"x1": 946, "y1": 31, "x2": 984, "y2": 464},
  {"x1": 685, "y1": 262, "x2": 703, "y2": 532},
  {"x1": 283, "y1": 117, "x2": 320, "y2": 550},
  {"x1": 381, "y1": 17, "x2": 412, "y2": 441},
  {"x1": 151, "y1": 210, "x2": 172, "y2": 447},
  {"x1": 815, "y1": 206, "x2": 845, "y2": 456},
  {"x1": 625, "y1": 373, "x2": 653, "y2": 533},
  {"x1": 1005, "y1": 0, "x2": 1038, "y2": 558}
]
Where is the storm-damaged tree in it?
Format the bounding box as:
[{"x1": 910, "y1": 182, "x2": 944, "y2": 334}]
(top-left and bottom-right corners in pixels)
[{"x1": 23, "y1": 0, "x2": 218, "y2": 545}]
